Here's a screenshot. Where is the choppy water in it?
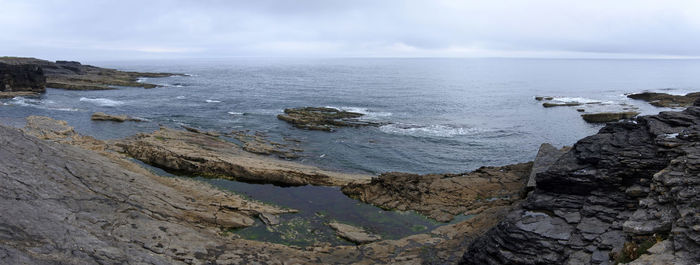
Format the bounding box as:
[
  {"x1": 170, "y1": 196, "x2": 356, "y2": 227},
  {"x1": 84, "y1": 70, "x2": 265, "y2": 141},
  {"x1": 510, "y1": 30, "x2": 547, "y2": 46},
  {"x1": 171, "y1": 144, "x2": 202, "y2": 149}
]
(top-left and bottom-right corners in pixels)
[
  {"x1": 2, "y1": 58, "x2": 696, "y2": 174},
  {"x1": 1, "y1": 58, "x2": 697, "y2": 245}
]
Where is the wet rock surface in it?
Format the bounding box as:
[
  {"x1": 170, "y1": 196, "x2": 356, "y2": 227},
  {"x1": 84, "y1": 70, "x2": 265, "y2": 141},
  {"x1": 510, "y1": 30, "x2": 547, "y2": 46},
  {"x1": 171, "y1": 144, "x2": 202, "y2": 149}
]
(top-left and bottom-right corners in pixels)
[
  {"x1": 581, "y1": 111, "x2": 640, "y2": 123},
  {"x1": 342, "y1": 162, "x2": 533, "y2": 222},
  {"x1": 0, "y1": 62, "x2": 46, "y2": 96},
  {"x1": 460, "y1": 101, "x2": 700, "y2": 264},
  {"x1": 0, "y1": 57, "x2": 177, "y2": 90},
  {"x1": 277, "y1": 107, "x2": 379, "y2": 131},
  {"x1": 227, "y1": 130, "x2": 303, "y2": 159},
  {"x1": 115, "y1": 126, "x2": 373, "y2": 186},
  {"x1": 628, "y1": 91, "x2": 700, "y2": 108}
]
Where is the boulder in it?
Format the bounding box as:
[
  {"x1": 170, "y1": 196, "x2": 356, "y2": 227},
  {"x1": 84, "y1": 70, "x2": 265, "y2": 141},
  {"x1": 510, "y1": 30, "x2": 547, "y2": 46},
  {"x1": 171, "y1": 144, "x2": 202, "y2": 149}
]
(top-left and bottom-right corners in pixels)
[{"x1": 526, "y1": 143, "x2": 570, "y2": 190}]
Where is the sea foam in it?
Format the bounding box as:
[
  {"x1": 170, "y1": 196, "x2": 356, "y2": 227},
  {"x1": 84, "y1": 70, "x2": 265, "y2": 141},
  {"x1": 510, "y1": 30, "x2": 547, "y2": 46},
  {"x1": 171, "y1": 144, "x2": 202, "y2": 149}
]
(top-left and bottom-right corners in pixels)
[{"x1": 79, "y1": 97, "x2": 125, "y2": 107}]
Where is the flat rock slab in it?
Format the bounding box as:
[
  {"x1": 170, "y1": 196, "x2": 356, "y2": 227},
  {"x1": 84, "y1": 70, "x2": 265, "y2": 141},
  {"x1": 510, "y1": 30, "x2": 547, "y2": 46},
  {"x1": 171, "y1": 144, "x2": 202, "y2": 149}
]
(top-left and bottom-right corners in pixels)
[
  {"x1": 116, "y1": 127, "x2": 373, "y2": 186},
  {"x1": 581, "y1": 111, "x2": 640, "y2": 123},
  {"x1": 91, "y1": 112, "x2": 143, "y2": 122},
  {"x1": 328, "y1": 222, "x2": 381, "y2": 244},
  {"x1": 628, "y1": 91, "x2": 700, "y2": 108},
  {"x1": 342, "y1": 162, "x2": 532, "y2": 222}
]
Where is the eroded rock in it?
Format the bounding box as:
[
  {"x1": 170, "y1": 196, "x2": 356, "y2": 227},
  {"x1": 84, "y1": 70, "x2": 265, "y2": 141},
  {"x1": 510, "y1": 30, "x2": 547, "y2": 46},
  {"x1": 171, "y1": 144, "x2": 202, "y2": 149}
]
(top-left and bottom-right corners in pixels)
[{"x1": 0, "y1": 62, "x2": 46, "y2": 95}]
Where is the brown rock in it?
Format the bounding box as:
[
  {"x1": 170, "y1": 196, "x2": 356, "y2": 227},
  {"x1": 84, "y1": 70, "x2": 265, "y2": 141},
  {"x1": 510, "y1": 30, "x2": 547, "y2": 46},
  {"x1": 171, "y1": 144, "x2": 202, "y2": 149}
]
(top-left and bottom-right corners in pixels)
[
  {"x1": 277, "y1": 107, "x2": 379, "y2": 131},
  {"x1": 328, "y1": 222, "x2": 382, "y2": 244},
  {"x1": 91, "y1": 112, "x2": 143, "y2": 122}
]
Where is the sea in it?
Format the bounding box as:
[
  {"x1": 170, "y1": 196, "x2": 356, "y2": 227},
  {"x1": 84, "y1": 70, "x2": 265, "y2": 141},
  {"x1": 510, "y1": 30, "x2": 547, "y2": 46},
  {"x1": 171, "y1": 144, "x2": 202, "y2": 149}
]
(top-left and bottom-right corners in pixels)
[{"x1": 1, "y1": 58, "x2": 698, "y2": 245}]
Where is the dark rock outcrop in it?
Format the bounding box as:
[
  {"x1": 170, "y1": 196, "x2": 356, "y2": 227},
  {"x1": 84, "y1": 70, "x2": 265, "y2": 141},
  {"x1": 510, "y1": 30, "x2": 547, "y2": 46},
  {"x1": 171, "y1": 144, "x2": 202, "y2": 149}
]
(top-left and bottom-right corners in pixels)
[
  {"x1": 342, "y1": 162, "x2": 533, "y2": 222},
  {"x1": 0, "y1": 62, "x2": 46, "y2": 96},
  {"x1": 628, "y1": 92, "x2": 700, "y2": 108},
  {"x1": 526, "y1": 143, "x2": 570, "y2": 191},
  {"x1": 460, "y1": 101, "x2": 700, "y2": 264},
  {"x1": 277, "y1": 107, "x2": 379, "y2": 131},
  {"x1": 0, "y1": 57, "x2": 177, "y2": 90}
]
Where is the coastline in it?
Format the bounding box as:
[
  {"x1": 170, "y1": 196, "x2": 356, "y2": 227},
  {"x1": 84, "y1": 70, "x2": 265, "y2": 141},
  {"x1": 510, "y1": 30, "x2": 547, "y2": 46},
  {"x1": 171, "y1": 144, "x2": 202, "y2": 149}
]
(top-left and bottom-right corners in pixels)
[{"x1": 0, "y1": 58, "x2": 698, "y2": 264}]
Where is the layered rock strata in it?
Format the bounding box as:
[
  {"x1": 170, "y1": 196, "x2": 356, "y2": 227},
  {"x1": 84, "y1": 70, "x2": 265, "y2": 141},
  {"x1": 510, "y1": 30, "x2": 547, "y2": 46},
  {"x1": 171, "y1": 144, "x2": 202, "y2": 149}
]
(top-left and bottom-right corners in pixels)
[
  {"x1": 115, "y1": 127, "x2": 373, "y2": 186},
  {"x1": 460, "y1": 100, "x2": 700, "y2": 264},
  {"x1": 628, "y1": 92, "x2": 700, "y2": 108}
]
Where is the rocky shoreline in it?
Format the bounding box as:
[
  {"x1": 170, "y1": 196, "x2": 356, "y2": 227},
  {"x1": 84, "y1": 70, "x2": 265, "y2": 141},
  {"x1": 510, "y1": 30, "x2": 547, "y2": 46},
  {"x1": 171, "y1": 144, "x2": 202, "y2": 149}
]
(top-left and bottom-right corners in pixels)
[{"x1": 0, "y1": 57, "x2": 178, "y2": 91}]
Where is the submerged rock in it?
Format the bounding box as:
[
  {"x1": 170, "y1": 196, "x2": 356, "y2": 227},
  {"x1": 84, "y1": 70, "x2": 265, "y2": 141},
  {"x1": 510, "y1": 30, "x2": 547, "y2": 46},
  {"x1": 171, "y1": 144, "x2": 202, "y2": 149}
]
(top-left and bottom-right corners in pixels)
[
  {"x1": 628, "y1": 91, "x2": 700, "y2": 108},
  {"x1": 342, "y1": 162, "x2": 533, "y2": 222},
  {"x1": 543, "y1": 102, "x2": 583, "y2": 108},
  {"x1": 328, "y1": 222, "x2": 382, "y2": 244},
  {"x1": 91, "y1": 112, "x2": 143, "y2": 122},
  {"x1": 581, "y1": 111, "x2": 640, "y2": 123},
  {"x1": 277, "y1": 107, "x2": 378, "y2": 131},
  {"x1": 228, "y1": 130, "x2": 302, "y2": 159},
  {"x1": 116, "y1": 127, "x2": 372, "y2": 186},
  {"x1": 0, "y1": 57, "x2": 178, "y2": 90},
  {"x1": 460, "y1": 101, "x2": 700, "y2": 264}
]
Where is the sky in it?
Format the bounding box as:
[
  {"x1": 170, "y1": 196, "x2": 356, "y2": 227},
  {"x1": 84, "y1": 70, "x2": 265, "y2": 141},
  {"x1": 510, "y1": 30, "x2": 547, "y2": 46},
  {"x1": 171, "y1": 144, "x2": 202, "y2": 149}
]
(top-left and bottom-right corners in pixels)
[{"x1": 1, "y1": 0, "x2": 699, "y2": 61}]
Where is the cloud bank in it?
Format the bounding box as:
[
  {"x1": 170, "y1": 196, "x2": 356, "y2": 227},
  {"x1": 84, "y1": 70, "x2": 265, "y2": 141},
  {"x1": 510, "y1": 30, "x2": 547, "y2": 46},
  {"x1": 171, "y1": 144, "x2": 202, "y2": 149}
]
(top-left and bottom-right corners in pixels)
[{"x1": 1, "y1": 0, "x2": 699, "y2": 60}]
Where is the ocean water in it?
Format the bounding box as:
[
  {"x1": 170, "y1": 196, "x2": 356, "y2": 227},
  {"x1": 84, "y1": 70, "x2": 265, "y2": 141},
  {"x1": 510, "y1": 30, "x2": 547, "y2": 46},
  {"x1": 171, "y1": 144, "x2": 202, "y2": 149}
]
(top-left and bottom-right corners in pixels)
[
  {"x1": 1, "y1": 58, "x2": 696, "y2": 174},
  {"x1": 1, "y1": 58, "x2": 698, "y2": 245}
]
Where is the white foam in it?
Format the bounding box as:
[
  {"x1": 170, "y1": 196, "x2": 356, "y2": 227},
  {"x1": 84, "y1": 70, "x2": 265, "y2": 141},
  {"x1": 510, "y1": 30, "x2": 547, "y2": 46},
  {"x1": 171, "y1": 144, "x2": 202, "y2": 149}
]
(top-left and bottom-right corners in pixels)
[
  {"x1": 9, "y1": 97, "x2": 79, "y2": 111},
  {"x1": 79, "y1": 97, "x2": 124, "y2": 107},
  {"x1": 205, "y1": 99, "x2": 221, "y2": 103},
  {"x1": 664, "y1": 133, "x2": 679, "y2": 139},
  {"x1": 176, "y1": 96, "x2": 186, "y2": 99},
  {"x1": 228, "y1": 111, "x2": 244, "y2": 115},
  {"x1": 325, "y1": 106, "x2": 392, "y2": 119},
  {"x1": 379, "y1": 123, "x2": 483, "y2": 138},
  {"x1": 549, "y1": 97, "x2": 613, "y2": 104},
  {"x1": 136, "y1": 77, "x2": 147, "y2": 83}
]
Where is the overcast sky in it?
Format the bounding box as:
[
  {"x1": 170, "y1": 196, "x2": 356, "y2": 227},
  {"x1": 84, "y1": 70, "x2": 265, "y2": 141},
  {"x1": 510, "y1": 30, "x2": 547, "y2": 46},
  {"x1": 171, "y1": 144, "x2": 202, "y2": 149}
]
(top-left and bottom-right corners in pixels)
[{"x1": 1, "y1": 0, "x2": 699, "y2": 60}]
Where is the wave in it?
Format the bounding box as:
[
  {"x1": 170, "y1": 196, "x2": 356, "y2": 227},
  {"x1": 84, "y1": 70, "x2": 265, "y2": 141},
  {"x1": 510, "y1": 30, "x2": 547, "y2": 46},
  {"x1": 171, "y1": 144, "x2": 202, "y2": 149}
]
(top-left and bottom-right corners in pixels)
[
  {"x1": 9, "y1": 97, "x2": 79, "y2": 111},
  {"x1": 227, "y1": 111, "x2": 244, "y2": 115},
  {"x1": 205, "y1": 99, "x2": 221, "y2": 103},
  {"x1": 325, "y1": 106, "x2": 392, "y2": 120},
  {"x1": 176, "y1": 96, "x2": 186, "y2": 99},
  {"x1": 379, "y1": 123, "x2": 485, "y2": 138},
  {"x1": 546, "y1": 96, "x2": 617, "y2": 105},
  {"x1": 79, "y1": 97, "x2": 124, "y2": 107}
]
